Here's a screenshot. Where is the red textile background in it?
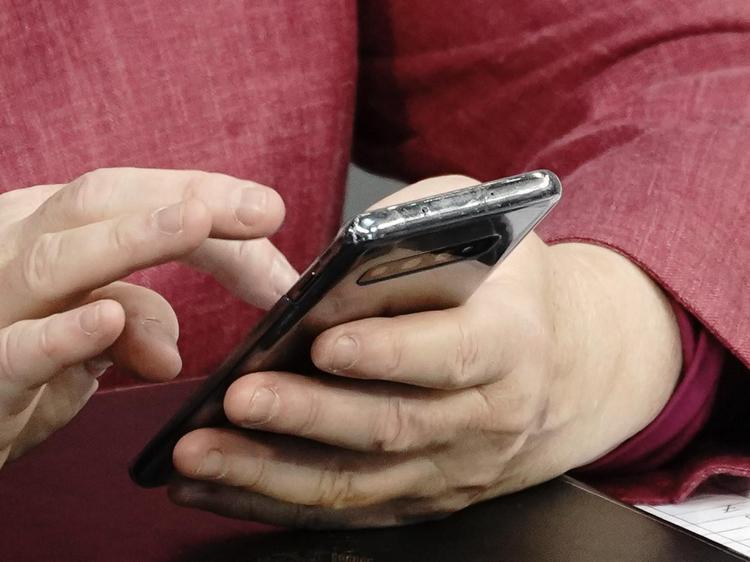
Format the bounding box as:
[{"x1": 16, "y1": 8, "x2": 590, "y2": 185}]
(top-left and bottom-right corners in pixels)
[
  {"x1": 0, "y1": 0, "x2": 357, "y2": 389},
  {"x1": 1, "y1": 0, "x2": 749, "y2": 504}
]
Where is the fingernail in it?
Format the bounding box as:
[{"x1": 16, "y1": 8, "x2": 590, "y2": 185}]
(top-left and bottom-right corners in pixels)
[
  {"x1": 233, "y1": 187, "x2": 267, "y2": 227},
  {"x1": 79, "y1": 303, "x2": 101, "y2": 335},
  {"x1": 270, "y1": 258, "x2": 299, "y2": 298},
  {"x1": 153, "y1": 202, "x2": 184, "y2": 234},
  {"x1": 84, "y1": 355, "x2": 114, "y2": 377},
  {"x1": 196, "y1": 449, "x2": 225, "y2": 478},
  {"x1": 244, "y1": 387, "x2": 278, "y2": 425},
  {"x1": 330, "y1": 336, "x2": 358, "y2": 372}
]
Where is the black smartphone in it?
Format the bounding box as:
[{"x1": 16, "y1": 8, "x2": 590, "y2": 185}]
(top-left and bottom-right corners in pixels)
[{"x1": 130, "y1": 170, "x2": 562, "y2": 487}]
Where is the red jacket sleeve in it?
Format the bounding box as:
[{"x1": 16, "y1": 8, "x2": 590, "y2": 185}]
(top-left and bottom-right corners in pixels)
[
  {"x1": 579, "y1": 303, "x2": 724, "y2": 471},
  {"x1": 355, "y1": 0, "x2": 750, "y2": 369},
  {"x1": 0, "y1": 1, "x2": 356, "y2": 389}
]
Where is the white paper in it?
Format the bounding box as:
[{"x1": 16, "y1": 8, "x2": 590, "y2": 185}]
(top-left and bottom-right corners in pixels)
[{"x1": 638, "y1": 482, "x2": 750, "y2": 558}]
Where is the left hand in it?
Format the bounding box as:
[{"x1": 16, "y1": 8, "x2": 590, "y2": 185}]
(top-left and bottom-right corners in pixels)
[
  {"x1": 0, "y1": 168, "x2": 293, "y2": 466},
  {"x1": 169, "y1": 175, "x2": 682, "y2": 528}
]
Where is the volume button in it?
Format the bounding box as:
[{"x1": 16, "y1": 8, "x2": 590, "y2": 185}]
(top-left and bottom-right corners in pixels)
[
  {"x1": 257, "y1": 296, "x2": 295, "y2": 348},
  {"x1": 287, "y1": 269, "x2": 317, "y2": 302}
]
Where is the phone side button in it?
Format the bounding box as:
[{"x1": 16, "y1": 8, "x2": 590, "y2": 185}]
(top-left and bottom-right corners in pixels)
[
  {"x1": 287, "y1": 269, "x2": 317, "y2": 301},
  {"x1": 258, "y1": 299, "x2": 299, "y2": 348}
]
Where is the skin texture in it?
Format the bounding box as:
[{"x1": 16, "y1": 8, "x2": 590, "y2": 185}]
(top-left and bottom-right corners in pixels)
[
  {"x1": 169, "y1": 175, "x2": 683, "y2": 529},
  {"x1": 0, "y1": 167, "x2": 295, "y2": 467}
]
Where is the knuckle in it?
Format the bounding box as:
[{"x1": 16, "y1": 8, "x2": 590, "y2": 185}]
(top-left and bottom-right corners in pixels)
[
  {"x1": 70, "y1": 173, "x2": 96, "y2": 216},
  {"x1": 469, "y1": 386, "x2": 496, "y2": 428},
  {"x1": 38, "y1": 318, "x2": 62, "y2": 363},
  {"x1": 371, "y1": 396, "x2": 412, "y2": 453},
  {"x1": 108, "y1": 216, "x2": 140, "y2": 258},
  {"x1": 22, "y1": 233, "x2": 61, "y2": 296},
  {"x1": 478, "y1": 382, "x2": 538, "y2": 434},
  {"x1": 0, "y1": 327, "x2": 19, "y2": 384},
  {"x1": 296, "y1": 392, "x2": 322, "y2": 438},
  {"x1": 382, "y1": 331, "x2": 406, "y2": 379},
  {"x1": 240, "y1": 458, "x2": 267, "y2": 490},
  {"x1": 183, "y1": 170, "x2": 212, "y2": 200},
  {"x1": 230, "y1": 240, "x2": 263, "y2": 281},
  {"x1": 447, "y1": 320, "x2": 481, "y2": 388},
  {"x1": 68, "y1": 169, "x2": 112, "y2": 219},
  {"x1": 314, "y1": 467, "x2": 356, "y2": 509},
  {"x1": 235, "y1": 238, "x2": 255, "y2": 262}
]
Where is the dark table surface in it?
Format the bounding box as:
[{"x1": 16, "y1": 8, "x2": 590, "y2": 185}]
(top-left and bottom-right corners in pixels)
[{"x1": 0, "y1": 379, "x2": 743, "y2": 561}]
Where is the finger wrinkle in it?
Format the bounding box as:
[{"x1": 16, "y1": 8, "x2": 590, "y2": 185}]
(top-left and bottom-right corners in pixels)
[
  {"x1": 240, "y1": 457, "x2": 268, "y2": 491},
  {"x1": 372, "y1": 395, "x2": 410, "y2": 453},
  {"x1": 138, "y1": 316, "x2": 179, "y2": 345}
]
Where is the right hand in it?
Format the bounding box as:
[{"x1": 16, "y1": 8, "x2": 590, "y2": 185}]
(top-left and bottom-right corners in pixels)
[{"x1": 0, "y1": 167, "x2": 296, "y2": 468}]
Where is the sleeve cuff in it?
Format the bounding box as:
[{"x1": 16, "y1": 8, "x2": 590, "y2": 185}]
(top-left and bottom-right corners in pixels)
[{"x1": 578, "y1": 300, "x2": 725, "y2": 475}]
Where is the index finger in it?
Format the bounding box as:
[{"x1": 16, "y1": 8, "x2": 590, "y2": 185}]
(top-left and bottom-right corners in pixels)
[{"x1": 24, "y1": 167, "x2": 285, "y2": 240}]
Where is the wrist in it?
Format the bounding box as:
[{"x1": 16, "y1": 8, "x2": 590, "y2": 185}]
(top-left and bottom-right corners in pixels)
[{"x1": 546, "y1": 242, "x2": 682, "y2": 467}]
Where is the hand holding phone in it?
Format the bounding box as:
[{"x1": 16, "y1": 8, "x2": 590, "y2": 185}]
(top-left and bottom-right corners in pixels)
[
  {"x1": 163, "y1": 173, "x2": 574, "y2": 528},
  {"x1": 155, "y1": 171, "x2": 682, "y2": 531},
  {"x1": 131, "y1": 171, "x2": 561, "y2": 488}
]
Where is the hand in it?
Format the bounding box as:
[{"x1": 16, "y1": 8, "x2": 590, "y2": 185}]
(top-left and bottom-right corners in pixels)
[
  {"x1": 170, "y1": 175, "x2": 682, "y2": 528},
  {"x1": 0, "y1": 167, "x2": 295, "y2": 467}
]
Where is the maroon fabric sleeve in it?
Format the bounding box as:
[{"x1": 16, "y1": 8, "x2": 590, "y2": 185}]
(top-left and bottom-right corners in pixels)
[
  {"x1": 585, "y1": 352, "x2": 750, "y2": 505},
  {"x1": 579, "y1": 302, "x2": 724, "y2": 475}
]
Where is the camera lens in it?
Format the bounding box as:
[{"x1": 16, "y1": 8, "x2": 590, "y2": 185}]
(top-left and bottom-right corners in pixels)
[
  {"x1": 432, "y1": 252, "x2": 453, "y2": 264},
  {"x1": 401, "y1": 256, "x2": 426, "y2": 271},
  {"x1": 364, "y1": 264, "x2": 390, "y2": 281}
]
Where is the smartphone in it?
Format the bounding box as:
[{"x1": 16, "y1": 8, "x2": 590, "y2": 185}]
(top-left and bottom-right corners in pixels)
[{"x1": 130, "y1": 170, "x2": 562, "y2": 488}]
